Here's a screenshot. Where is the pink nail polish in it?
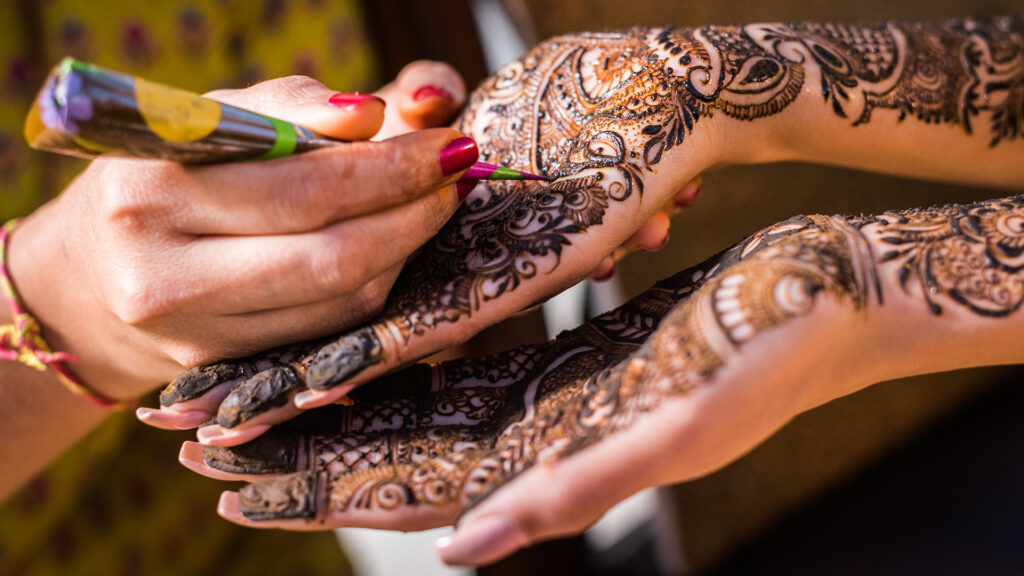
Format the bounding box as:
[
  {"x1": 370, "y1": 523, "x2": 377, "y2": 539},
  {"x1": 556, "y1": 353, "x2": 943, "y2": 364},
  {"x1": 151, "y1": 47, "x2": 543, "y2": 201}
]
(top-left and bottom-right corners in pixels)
[
  {"x1": 327, "y1": 92, "x2": 384, "y2": 111},
  {"x1": 439, "y1": 136, "x2": 479, "y2": 175},
  {"x1": 436, "y1": 515, "x2": 527, "y2": 566},
  {"x1": 456, "y1": 179, "x2": 476, "y2": 201},
  {"x1": 413, "y1": 85, "x2": 453, "y2": 102}
]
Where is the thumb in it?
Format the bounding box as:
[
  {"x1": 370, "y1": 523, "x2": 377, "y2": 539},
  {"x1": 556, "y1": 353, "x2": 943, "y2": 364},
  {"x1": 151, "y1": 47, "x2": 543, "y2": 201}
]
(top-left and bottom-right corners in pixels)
[
  {"x1": 204, "y1": 75, "x2": 385, "y2": 141},
  {"x1": 436, "y1": 439, "x2": 654, "y2": 566}
]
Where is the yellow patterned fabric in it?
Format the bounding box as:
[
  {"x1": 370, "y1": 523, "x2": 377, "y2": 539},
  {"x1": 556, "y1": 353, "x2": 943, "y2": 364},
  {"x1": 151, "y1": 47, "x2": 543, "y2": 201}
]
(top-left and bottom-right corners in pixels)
[{"x1": 0, "y1": 1, "x2": 378, "y2": 573}]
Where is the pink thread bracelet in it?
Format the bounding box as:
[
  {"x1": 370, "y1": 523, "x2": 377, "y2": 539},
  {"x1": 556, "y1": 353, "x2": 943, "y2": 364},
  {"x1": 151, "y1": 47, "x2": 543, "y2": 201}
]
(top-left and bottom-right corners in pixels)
[{"x1": 1, "y1": 219, "x2": 127, "y2": 409}]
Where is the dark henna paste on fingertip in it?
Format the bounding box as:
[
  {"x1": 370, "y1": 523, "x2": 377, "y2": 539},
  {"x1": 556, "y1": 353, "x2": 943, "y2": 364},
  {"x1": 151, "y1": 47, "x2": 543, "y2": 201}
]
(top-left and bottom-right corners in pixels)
[
  {"x1": 238, "y1": 471, "x2": 324, "y2": 521},
  {"x1": 160, "y1": 363, "x2": 245, "y2": 406},
  {"x1": 202, "y1": 430, "x2": 303, "y2": 474},
  {"x1": 217, "y1": 366, "x2": 303, "y2": 428},
  {"x1": 305, "y1": 326, "x2": 383, "y2": 390}
]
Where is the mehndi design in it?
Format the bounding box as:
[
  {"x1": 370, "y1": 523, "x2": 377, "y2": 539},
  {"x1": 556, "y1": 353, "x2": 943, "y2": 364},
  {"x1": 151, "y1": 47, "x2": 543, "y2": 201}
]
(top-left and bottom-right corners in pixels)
[
  {"x1": 198, "y1": 196, "x2": 1022, "y2": 523},
  {"x1": 160, "y1": 16, "x2": 1024, "y2": 426}
]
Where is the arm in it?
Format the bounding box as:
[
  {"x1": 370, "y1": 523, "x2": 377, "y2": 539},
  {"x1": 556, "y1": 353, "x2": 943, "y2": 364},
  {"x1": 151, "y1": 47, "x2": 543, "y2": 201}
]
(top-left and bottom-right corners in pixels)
[
  {"x1": 172, "y1": 193, "x2": 1023, "y2": 565},
  {"x1": 155, "y1": 15, "x2": 1024, "y2": 438},
  {"x1": 705, "y1": 18, "x2": 1024, "y2": 186},
  {"x1": 0, "y1": 63, "x2": 471, "y2": 500}
]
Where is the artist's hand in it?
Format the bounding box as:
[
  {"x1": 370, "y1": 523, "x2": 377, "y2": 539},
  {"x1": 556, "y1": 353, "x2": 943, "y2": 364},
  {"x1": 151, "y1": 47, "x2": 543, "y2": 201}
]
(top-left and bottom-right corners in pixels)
[
  {"x1": 151, "y1": 30, "x2": 720, "y2": 440},
  {"x1": 8, "y1": 71, "x2": 479, "y2": 405}
]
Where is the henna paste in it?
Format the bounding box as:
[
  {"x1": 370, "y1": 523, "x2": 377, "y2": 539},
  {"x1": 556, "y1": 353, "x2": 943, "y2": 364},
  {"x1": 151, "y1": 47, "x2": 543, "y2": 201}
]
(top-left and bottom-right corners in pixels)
[
  {"x1": 217, "y1": 366, "x2": 303, "y2": 428},
  {"x1": 159, "y1": 362, "x2": 244, "y2": 407},
  {"x1": 172, "y1": 16, "x2": 1024, "y2": 432},
  {"x1": 305, "y1": 326, "x2": 383, "y2": 390},
  {"x1": 228, "y1": 195, "x2": 1024, "y2": 522}
]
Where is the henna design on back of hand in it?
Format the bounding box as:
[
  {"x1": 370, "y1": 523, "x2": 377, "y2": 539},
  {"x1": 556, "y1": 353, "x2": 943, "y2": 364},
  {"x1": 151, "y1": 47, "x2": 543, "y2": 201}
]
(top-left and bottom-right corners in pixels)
[{"x1": 162, "y1": 17, "x2": 1024, "y2": 429}]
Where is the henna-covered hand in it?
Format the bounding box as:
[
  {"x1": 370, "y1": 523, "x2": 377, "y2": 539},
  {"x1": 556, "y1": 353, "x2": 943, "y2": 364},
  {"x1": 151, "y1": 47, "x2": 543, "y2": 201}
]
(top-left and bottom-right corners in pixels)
[
  {"x1": 177, "y1": 196, "x2": 1023, "y2": 565},
  {"x1": 148, "y1": 16, "x2": 1024, "y2": 440}
]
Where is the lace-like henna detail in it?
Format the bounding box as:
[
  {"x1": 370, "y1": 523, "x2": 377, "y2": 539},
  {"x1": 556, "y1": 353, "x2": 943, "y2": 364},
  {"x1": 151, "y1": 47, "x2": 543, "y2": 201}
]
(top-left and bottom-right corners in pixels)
[
  {"x1": 869, "y1": 196, "x2": 1024, "y2": 316},
  {"x1": 166, "y1": 18, "x2": 1024, "y2": 421},
  {"x1": 222, "y1": 212, "x2": 878, "y2": 518}
]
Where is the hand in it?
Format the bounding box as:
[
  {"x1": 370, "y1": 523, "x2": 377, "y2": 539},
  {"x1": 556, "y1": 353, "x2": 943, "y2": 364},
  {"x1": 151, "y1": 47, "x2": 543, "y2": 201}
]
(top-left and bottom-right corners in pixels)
[
  {"x1": 8, "y1": 70, "x2": 476, "y2": 405},
  {"x1": 173, "y1": 210, "x2": 878, "y2": 563},
  {"x1": 176, "y1": 194, "x2": 1024, "y2": 565},
  {"x1": 153, "y1": 28, "x2": 730, "y2": 440}
]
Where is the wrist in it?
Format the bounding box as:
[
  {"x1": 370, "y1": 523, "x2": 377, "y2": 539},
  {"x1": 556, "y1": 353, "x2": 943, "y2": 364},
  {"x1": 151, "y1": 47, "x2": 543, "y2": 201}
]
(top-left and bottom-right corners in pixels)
[{"x1": 5, "y1": 205, "x2": 145, "y2": 403}]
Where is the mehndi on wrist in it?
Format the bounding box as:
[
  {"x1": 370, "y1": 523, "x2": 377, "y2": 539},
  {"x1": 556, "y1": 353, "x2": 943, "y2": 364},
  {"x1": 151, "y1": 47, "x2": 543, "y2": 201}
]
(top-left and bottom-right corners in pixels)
[{"x1": 1, "y1": 219, "x2": 129, "y2": 409}]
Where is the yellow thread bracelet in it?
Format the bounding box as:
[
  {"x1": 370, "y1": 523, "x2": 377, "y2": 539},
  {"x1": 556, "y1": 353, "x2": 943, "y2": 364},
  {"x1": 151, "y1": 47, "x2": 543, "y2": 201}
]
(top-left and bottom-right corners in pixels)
[{"x1": 1, "y1": 219, "x2": 128, "y2": 409}]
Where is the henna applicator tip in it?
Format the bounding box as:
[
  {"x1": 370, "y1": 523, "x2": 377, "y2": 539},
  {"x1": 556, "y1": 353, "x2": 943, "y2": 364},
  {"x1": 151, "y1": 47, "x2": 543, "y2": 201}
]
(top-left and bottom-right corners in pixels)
[{"x1": 463, "y1": 161, "x2": 548, "y2": 181}]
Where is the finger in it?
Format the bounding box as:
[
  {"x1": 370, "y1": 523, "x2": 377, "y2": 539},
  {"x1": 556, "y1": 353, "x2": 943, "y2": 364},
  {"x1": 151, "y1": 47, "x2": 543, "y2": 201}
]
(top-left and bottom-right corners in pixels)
[
  {"x1": 221, "y1": 465, "x2": 459, "y2": 531},
  {"x1": 436, "y1": 419, "x2": 663, "y2": 566},
  {"x1": 669, "y1": 176, "x2": 702, "y2": 211},
  {"x1": 204, "y1": 75, "x2": 385, "y2": 141},
  {"x1": 588, "y1": 256, "x2": 615, "y2": 282},
  {"x1": 175, "y1": 129, "x2": 477, "y2": 235},
  {"x1": 622, "y1": 210, "x2": 670, "y2": 253},
  {"x1": 179, "y1": 441, "x2": 281, "y2": 482},
  {"x1": 183, "y1": 184, "x2": 460, "y2": 313},
  {"x1": 375, "y1": 60, "x2": 467, "y2": 135}
]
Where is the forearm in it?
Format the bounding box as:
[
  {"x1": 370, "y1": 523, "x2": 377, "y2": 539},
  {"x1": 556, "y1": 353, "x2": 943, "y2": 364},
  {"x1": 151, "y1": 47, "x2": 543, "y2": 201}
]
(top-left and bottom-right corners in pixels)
[
  {"x1": 0, "y1": 300, "x2": 109, "y2": 500},
  {"x1": 801, "y1": 195, "x2": 1024, "y2": 409},
  {"x1": 678, "y1": 16, "x2": 1024, "y2": 187}
]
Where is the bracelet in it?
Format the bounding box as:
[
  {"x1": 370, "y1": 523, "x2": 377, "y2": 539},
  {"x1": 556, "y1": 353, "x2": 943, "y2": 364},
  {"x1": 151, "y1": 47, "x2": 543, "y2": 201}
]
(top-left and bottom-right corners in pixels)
[{"x1": 1, "y1": 219, "x2": 128, "y2": 409}]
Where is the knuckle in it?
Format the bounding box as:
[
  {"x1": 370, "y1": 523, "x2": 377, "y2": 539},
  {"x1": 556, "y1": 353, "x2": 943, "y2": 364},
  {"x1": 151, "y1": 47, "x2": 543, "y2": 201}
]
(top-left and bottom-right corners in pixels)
[
  {"x1": 94, "y1": 160, "x2": 181, "y2": 232},
  {"x1": 107, "y1": 267, "x2": 163, "y2": 326},
  {"x1": 308, "y1": 244, "x2": 368, "y2": 296},
  {"x1": 251, "y1": 75, "x2": 326, "y2": 108}
]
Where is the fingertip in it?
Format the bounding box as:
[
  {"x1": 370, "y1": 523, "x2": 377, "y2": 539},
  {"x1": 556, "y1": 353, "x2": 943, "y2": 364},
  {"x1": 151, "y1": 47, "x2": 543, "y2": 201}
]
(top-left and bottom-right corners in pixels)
[
  {"x1": 218, "y1": 491, "x2": 248, "y2": 525},
  {"x1": 394, "y1": 61, "x2": 466, "y2": 129},
  {"x1": 436, "y1": 515, "x2": 527, "y2": 566},
  {"x1": 589, "y1": 256, "x2": 616, "y2": 282},
  {"x1": 673, "y1": 176, "x2": 702, "y2": 209},
  {"x1": 198, "y1": 423, "x2": 271, "y2": 446},
  {"x1": 320, "y1": 93, "x2": 386, "y2": 140},
  {"x1": 136, "y1": 407, "x2": 212, "y2": 430},
  {"x1": 293, "y1": 384, "x2": 354, "y2": 409}
]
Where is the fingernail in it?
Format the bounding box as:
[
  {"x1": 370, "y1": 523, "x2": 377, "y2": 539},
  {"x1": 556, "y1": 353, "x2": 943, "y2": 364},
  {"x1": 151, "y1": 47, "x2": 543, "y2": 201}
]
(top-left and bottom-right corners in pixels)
[
  {"x1": 439, "y1": 136, "x2": 479, "y2": 175},
  {"x1": 136, "y1": 407, "x2": 211, "y2": 430},
  {"x1": 436, "y1": 516, "x2": 527, "y2": 566},
  {"x1": 456, "y1": 179, "x2": 477, "y2": 201},
  {"x1": 327, "y1": 92, "x2": 385, "y2": 111},
  {"x1": 197, "y1": 423, "x2": 271, "y2": 446},
  {"x1": 413, "y1": 85, "x2": 453, "y2": 102}
]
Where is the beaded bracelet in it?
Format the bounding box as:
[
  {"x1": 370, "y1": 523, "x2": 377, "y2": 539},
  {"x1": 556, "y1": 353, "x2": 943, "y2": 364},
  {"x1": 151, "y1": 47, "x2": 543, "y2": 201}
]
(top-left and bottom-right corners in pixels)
[{"x1": 1, "y1": 219, "x2": 128, "y2": 409}]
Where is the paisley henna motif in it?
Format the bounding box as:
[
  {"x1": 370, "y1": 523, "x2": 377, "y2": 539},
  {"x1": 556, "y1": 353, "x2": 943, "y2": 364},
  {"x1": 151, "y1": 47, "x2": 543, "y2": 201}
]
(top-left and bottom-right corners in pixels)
[
  {"x1": 164, "y1": 17, "x2": 1024, "y2": 426},
  {"x1": 871, "y1": 196, "x2": 1024, "y2": 316}
]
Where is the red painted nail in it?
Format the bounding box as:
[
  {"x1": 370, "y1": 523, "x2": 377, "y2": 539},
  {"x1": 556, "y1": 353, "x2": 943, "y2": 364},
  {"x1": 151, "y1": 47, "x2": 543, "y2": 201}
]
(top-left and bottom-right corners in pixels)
[
  {"x1": 327, "y1": 92, "x2": 384, "y2": 111},
  {"x1": 413, "y1": 85, "x2": 453, "y2": 102},
  {"x1": 439, "y1": 136, "x2": 479, "y2": 175},
  {"x1": 456, "y1": 179, "x2": 476, "y2": 201}
]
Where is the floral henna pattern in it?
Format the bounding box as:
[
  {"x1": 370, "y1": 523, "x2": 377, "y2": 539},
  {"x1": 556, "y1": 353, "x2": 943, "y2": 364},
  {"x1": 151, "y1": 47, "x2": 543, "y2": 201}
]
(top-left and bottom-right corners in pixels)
[
  {"x1": 209, "y1": 196, "x2": 1023, "y2": 522},
  {"x1": 164, "y1": 17, "x2": 1024, "y2": 420},
  {"x1": 205, "y1": 210, "x2": 878, "y2": 519},
  {"x1": 868, "y1": 196, "x2": 1024, "y2": 316}
]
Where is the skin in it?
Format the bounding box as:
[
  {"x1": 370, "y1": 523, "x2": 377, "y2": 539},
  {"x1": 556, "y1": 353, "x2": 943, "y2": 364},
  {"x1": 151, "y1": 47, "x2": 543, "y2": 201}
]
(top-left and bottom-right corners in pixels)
[
  {"x1": 0, "y1": 62, "x2": 471, "y2": 500},
  {"x1": 152, "y1": 16, "x2": 1024, "y2": 442},
  {"x1": 182, "y1": 195, "x2": 1024, "y2": 566},
  {"x1": 0, "y1": 60, "x2": 677, "y2": 500}
]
